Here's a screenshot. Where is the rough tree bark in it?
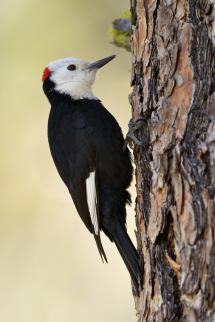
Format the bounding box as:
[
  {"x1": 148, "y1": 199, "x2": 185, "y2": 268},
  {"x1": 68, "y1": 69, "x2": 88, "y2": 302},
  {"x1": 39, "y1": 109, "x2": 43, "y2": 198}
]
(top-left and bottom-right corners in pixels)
[{"x1": 129, "y1": 0, "x2": 215, "y2": 321}]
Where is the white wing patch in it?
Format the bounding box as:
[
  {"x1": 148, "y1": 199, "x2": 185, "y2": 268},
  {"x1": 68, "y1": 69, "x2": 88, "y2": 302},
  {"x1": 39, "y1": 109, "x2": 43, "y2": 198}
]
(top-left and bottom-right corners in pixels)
[{"x1": 86, "y1": 171, "x2": 99, "y2": 235}]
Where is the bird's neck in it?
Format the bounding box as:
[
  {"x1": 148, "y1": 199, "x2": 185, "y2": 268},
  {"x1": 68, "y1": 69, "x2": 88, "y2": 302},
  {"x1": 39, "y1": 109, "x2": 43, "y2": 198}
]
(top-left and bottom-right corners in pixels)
[
  {"x1": 43, "y1": 79, "x2": 98, "y2": 105},
  {"x1": 55, "y1": 81, "x2": 97, "y2": 101}
]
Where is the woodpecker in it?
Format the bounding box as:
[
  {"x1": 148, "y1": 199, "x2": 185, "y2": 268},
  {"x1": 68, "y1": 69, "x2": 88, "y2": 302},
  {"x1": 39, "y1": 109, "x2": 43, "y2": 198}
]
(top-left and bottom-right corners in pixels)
[{"x1": 42, "y1": 55, "x2": 140, "y2": 292}]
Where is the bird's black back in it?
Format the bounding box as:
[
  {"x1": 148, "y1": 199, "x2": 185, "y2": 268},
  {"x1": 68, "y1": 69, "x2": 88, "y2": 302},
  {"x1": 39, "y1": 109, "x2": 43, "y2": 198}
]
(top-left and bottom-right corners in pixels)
[{"x1": 47, "y1": 87, "x2": 132, "y2": 232}]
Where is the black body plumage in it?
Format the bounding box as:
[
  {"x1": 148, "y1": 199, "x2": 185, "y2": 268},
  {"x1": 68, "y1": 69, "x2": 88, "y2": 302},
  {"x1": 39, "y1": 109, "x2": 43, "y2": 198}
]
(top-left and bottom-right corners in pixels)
[{"x1": 43, "y1": 78, "x2": 140, "y2": 291}]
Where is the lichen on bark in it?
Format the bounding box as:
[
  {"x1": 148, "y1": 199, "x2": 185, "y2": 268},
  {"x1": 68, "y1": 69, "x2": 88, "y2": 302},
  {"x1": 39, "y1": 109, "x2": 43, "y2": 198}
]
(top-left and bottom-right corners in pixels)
[{"x1": 108, "y1": 10, "x2": 132, "y2": 51}]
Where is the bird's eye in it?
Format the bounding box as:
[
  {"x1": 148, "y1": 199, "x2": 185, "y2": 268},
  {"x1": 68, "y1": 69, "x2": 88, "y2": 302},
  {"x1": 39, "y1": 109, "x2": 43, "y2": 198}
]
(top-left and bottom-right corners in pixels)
[{"x1": 67, "y1": 64, "x2": 76, "y2": 71}]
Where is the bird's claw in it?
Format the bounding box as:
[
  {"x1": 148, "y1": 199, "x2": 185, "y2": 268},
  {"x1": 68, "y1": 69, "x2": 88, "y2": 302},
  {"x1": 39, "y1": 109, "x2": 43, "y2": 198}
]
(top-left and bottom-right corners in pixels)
[{"x1": 124, "y1": 117, "x2": 148, "y2": 150}]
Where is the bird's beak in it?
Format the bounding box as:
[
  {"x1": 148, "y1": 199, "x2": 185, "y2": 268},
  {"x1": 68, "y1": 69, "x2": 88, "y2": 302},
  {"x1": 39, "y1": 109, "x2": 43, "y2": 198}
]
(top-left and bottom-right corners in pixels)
[{"x1": 87, "y1": 55, "x2": 116, "y2": 70}]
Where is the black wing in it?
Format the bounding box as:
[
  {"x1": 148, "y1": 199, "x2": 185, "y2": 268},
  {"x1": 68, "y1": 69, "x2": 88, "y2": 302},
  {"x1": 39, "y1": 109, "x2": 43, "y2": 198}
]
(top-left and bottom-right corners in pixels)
[{"x1": 48, "y1": 108, "x2": 107, "y2": 261}]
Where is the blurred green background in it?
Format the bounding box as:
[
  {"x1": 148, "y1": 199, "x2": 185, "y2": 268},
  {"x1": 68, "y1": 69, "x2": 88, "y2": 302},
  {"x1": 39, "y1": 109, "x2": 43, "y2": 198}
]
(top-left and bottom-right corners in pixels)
[{"x1": 0, "y1": 1, "x2": 137, "y2": 321}]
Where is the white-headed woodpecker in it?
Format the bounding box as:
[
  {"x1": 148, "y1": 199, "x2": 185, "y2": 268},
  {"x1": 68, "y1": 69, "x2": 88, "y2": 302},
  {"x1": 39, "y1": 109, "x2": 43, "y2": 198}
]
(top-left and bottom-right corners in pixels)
[{"x1": 42, "y1": 55, "x2": 140, "y2": 292}]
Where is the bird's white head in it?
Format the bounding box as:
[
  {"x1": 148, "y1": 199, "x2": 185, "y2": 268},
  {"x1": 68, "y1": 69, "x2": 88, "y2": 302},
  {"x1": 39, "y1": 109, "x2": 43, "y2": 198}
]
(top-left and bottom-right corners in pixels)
[{"x1": 42, "y1": 55, "x2": 115, "y2": 100}]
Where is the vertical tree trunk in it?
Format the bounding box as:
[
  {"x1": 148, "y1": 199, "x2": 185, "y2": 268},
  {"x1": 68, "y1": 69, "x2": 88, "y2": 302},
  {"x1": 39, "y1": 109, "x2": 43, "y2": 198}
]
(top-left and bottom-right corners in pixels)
[{"x1": 130, "y1": 0, "x2": 215, "y2": 321}]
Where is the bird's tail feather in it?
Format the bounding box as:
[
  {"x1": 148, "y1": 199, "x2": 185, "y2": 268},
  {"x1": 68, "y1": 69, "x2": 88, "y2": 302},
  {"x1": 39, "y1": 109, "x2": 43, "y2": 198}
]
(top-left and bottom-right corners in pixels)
[
  {"x1": 94, "y1": 234, "x2": 108, "y2": 263},
  {"x1": 113, "y1": 223, "x2": 140, "y2": 293}
]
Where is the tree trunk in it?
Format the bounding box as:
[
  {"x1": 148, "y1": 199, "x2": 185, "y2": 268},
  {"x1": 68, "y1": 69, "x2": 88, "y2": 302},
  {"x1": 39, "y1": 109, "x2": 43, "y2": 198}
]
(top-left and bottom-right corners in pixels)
[{"x1": 130, "y1": 0, "x2": 215, "y2": 321}]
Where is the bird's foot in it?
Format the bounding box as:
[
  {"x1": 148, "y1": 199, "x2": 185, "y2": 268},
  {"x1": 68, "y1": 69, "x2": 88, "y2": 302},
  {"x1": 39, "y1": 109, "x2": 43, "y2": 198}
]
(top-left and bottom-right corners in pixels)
[{"x1": 124, "y1": 117, "x2": 148, "y2": 150}]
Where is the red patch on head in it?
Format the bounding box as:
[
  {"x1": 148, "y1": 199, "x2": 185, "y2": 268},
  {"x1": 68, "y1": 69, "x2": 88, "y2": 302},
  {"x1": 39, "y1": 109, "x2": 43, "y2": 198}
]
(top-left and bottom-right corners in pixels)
[{"x1": 42, "y1": 67, "x2": 51, "y2": 81}]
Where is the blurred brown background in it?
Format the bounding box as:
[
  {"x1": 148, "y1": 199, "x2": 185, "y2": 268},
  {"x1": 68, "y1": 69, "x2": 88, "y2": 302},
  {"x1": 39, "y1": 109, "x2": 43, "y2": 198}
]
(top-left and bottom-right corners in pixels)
[{"x1": 0, "y1": 0, "x2": 137, "y2": 321}]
